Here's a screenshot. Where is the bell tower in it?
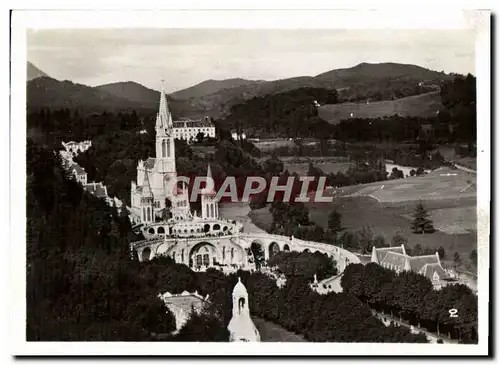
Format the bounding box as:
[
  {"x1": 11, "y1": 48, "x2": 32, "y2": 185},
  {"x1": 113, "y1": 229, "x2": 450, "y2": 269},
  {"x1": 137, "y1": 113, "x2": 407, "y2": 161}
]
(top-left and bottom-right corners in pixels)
[
  {"x1": 201, "y1": 164, "x2": 219, "y2": 219},
  {"x1": 155, "y1": 80, "x2": 176, "y2": 176}
]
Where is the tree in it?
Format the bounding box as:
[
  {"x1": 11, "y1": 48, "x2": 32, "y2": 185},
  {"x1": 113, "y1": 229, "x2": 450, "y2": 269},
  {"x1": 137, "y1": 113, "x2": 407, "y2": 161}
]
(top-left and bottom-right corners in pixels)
[
  {"x1": 411, "y1": 202, "x2": 435, "y2": 234},
  {"x1": 195, "y1": 131, "x2": 205, "y2": 143},
  {"x1": 437, "y1": 246, "x2": 446, "y2": 260},
  {"x1": 327, "y1": 209, "x2": 343, "y2": 235},
  {"x1": 453, "y1": 252, "x2": 461, "y2": 269},
  {"x1": 390, "y1": 167, "x2": 404, "y2": 179},
  {"x1": 469, "y1": 249, "x2": 477, "y2": 266},
  {"x1": 373, "y1": 234, "x2": 388, "y2": 248},
  {"x1": 416, "y1": 166, "x2": 425, "y2": 176},
  {"x1": 358, "y1": 226, "x2": 375, "y2": 254},
  {"x1": 391, "y1": 234, "x2": 407, "y2": 247},
  {"x1": 412, "y1": 244, "x2": 423, "y2": 256}
]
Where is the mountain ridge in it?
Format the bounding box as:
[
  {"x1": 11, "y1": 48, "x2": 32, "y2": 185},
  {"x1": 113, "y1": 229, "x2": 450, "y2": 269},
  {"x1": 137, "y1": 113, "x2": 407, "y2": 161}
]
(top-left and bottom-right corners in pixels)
[
  {"x1": 28, "y1": 62, "x2": 457, "y2": 119},
  {"x1": 27, "y1": 62, "x2": 49, "y2": 81}
]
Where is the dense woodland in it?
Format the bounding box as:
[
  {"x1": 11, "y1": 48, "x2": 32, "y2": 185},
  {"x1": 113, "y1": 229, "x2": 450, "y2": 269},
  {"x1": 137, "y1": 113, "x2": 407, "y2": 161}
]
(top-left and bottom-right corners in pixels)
[
  {"x1": 27, "y1": 139, "x2": 229, "y2": 340},
  {"x1": 219, "y1": 87, "x2": 339, "y2": 138},
  {"x1": 341, "y1": 263, "x2": 478, "y2": 343},
  {"x1": 26, "y1": 142, "x2": 431, "y2": 341}
]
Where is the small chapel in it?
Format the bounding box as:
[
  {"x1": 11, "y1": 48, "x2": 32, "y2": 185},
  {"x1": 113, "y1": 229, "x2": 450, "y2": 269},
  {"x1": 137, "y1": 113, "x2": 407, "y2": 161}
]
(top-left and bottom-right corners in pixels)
[{"x1": 227, "y1": 277, "x2": 260, "y2": 342}]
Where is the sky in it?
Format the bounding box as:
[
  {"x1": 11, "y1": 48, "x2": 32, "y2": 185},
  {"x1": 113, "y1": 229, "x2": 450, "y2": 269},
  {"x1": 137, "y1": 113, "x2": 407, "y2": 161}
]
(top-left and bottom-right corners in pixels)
[{"x1": 27, "y1": 28, "x2": 476, "y2": 93}]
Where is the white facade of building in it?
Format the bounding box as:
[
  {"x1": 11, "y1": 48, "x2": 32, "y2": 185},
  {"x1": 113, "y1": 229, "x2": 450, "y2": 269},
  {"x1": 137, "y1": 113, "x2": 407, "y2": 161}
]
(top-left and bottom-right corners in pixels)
[{"x1": 173, "y1": 118, "x2": 216, "y2": 143}]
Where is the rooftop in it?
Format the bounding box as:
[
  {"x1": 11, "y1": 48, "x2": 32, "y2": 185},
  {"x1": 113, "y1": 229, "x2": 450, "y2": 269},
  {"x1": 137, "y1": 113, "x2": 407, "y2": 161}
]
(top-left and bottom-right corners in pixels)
[{"x1": 84, "y1": 182, "x2": 108, "y2": 198}]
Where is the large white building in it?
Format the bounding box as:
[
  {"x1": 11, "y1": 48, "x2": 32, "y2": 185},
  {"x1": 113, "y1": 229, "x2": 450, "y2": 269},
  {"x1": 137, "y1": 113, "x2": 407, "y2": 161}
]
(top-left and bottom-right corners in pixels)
[{"x1": 173, "y1": 118, "x2": 216, "y2": 143}]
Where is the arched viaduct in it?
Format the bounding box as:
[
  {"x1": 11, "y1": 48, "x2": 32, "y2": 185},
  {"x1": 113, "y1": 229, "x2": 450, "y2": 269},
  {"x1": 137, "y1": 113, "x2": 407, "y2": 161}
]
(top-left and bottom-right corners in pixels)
[{"x1": 130, "y1": 232, "x2": 360, "y2": 273}]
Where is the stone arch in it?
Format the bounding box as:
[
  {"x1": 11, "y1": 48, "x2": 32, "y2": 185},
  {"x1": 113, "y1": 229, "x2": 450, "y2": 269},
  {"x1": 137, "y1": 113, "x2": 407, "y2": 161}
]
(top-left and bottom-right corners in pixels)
[
  {"x1": 141, "y1": 247, "x2": 152, "y2": 261},
  {"x1": 189, "y1": 242, "x2": 220, "y2": 269},
  {"x1": 250, "y1": 240, "x2": 266, "y2": 267},
  {"x1": 213, "y1": 224, "x2": 220, "y2": 231},
  {"x1": 269, "y1": 241, "x2": 280, "y2": 259},
  {"x1": 148, "y1": 227, "x2": 155, "y2": 235},
  {"x1": 238, "y1": 297, "x2": 246, "y2": 314},
  {"x1": 303, "y1": 248, "x2": 310, "y2": 253},
  {"x1": 283, "y1": 244, "x2": 290, "y2": 252},
  {"x1": 204, "y1": 224, "x2": 210, "y2": 233},
  {"x1": 157, "y1": 226, "x2": 165, "y2": 234}
]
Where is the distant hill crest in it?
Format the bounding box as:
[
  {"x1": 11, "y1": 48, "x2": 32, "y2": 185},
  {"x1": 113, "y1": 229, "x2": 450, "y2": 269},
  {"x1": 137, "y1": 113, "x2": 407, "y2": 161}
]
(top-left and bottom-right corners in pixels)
[{"x1": 27, "y1": 62, "x2": 49, "y2": 81}]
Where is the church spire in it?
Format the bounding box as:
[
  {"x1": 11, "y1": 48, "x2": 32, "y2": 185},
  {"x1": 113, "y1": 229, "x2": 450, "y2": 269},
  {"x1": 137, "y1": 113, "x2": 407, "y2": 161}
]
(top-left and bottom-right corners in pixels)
[
  {"x1": 156, "y1": 80, "x2": 172, "y2": 130},
  {"x1": 142, "y1": 169, "x2": 154, "y2": 199},
  {"x1": 207, "y1": 164, "x2": 213, "y2": 181}
]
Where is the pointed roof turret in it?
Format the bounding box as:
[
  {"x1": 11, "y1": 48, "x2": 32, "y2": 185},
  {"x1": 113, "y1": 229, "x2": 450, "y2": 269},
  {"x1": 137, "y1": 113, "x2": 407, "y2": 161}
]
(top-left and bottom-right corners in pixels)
[
  {"x1": 156, "y1": 80, "x2": 172, "y2": 130},
  {"x1": 203, "y1": 164, "x2": 216, "y2": 196},
  {"x1": 142, "y1": 170, "x2": 154, "y2": 199},
  {"x1": 232, "y1": 277, "x2": 248, "y2": 297},
  {"x1": 207, "y1": 164, "x2": 213, "y2": 180}
]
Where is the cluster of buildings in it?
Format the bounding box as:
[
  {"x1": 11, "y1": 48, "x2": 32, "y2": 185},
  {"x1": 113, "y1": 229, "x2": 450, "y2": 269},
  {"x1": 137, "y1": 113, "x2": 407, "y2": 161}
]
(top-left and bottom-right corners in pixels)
[
  {"x1": 371, "y1": 244, "x2": 457, "y2": 289},
  {"x1": 60, "y1": 140, "x2": 125, "y2": 212}
]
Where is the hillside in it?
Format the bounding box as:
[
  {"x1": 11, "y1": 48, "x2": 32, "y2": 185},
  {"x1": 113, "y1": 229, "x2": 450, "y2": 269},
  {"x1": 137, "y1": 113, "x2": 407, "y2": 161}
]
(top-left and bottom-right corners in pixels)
[
  {"x1": 26, "y1": 62, "x2": 455, "y2": 120},
  {"x1": 171, "y1": 78, "x2": 266, "y2": 100},
  {"x1": 27, "y1": 76, "x2": 152, "y2": 113},
  {"x1": 171, "y1": 62, "x2": 453, "y2": 119},
  {"x1": 27, "y1": 62, "x2": 48, "y2": 81},
  {"x1": 95, "y1": 81, "x2": 160, "y2": 108},
  {"x1": 219, "y1": 87, "x2": 338, "y2": 138},
  {"x1": 318, "y1": 91, "x2": 444, "y2": 125},
  {"x1": 315, "y1": 62, "x2": 448, "y2": 84}
]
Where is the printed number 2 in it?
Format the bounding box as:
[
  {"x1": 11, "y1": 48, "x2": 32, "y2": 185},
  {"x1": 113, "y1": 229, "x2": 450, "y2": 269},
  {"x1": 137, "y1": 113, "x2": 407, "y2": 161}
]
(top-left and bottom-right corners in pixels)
[{"x1": 449, "y1": 309, "x2": 458, "y2": 318}]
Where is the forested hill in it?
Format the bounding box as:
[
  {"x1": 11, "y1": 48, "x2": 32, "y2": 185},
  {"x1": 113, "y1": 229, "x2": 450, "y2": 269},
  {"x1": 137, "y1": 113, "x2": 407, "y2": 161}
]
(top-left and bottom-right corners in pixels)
[
  {"x1": 171, "y1": 78, "x2": 266, "y2": 100},
  {"x1": 27, "y1": 62, "x2": 454, "y2": 119},
  {"x1": 218, "y1": 87, "x2": 339, "y2": 138},
  {"x1": 167, "y1": 62, "x2": 453, "y2": 118},
  {"x1": 27, "y1": 77, "x2": 207, "y2": 118},
  {"x1": 27, "y1": 76, "x2": 153, "y2": 113}
]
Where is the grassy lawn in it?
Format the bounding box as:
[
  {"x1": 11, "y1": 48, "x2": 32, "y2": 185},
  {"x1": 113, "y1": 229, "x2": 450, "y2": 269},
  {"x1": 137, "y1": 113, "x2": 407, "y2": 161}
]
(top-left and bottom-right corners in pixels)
[
  {"x1": 284, "y1": 161, "x2": 353, "y2": 175},
  {"x1": 307, "y1": 196, "x2": 477, "y2": 272},
  {"x1": 248, "y1": 207, "x2": 273, "y2": 232},
  {"x1": 318, "y1": 91, "x2": 442, "y2": 125}
]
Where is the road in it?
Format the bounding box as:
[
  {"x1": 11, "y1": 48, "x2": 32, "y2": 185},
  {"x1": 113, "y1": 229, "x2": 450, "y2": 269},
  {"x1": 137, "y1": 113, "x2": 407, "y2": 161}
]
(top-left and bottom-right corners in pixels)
[{"x1": 252, "y1": 316, "x2": 307, "y2": 342}]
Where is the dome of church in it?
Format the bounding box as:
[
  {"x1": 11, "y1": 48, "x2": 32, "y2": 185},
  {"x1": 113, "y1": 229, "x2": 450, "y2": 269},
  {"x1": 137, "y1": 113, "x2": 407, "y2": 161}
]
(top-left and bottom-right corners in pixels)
[{"x1": 232, "y1": 277, "x2": 248, "y2": 296}]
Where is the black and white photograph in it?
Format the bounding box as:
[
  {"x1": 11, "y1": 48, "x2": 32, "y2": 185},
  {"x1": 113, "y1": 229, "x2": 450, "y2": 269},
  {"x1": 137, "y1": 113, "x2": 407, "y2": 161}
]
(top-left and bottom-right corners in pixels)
[{"x1": 9, "y1": 8, "x2": 490, "y2": 356}]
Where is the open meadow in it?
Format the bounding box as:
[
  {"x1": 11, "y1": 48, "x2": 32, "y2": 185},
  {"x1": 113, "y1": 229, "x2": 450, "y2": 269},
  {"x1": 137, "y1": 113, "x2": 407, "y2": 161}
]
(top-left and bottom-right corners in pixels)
[
  {"x1": 317, "y1": 91, "x2": 442, "y2": 125},
  {"x1": 248, "y1": 167, "x2": 477, "y2": 272},
  {"x1": 282, "y1": 157, "x2": 353, "y2": 175}
]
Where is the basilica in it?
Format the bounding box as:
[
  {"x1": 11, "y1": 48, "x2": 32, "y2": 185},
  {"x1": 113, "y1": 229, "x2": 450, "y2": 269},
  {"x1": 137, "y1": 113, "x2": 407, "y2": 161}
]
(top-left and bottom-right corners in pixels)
[
  {"x1": 130, "y1": 83, "x2": 218, "y2": 225},
  {"x1": 129, "y1": 82, "x2": 360, "y2": 275}
]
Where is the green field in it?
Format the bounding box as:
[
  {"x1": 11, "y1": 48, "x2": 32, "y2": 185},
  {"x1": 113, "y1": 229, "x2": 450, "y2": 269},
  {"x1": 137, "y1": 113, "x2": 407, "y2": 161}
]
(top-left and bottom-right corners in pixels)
[
  {"x1": 248, "y1": 167, "x2": 477, "y2": 272},
  {"x1": 283, "y1": 160, "x2": 353, "y2": 175},
  {"x1": 332, "y1": 167, "x2": 476, "y2": 203},
  {"x1": 307, "y1": 196, "x2": 476, "y2": 271},
  {"x1": 318, "y1": 91, "x2": 442, "y2": 125}
]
